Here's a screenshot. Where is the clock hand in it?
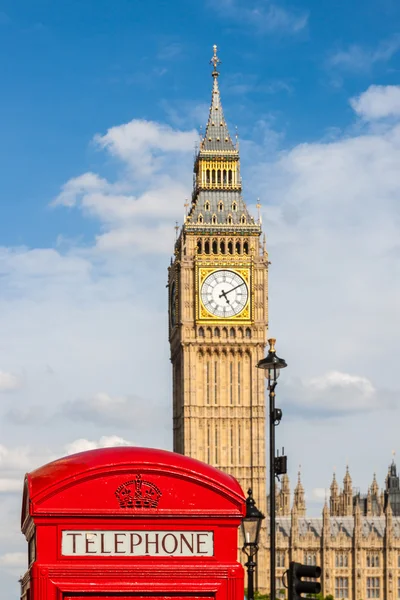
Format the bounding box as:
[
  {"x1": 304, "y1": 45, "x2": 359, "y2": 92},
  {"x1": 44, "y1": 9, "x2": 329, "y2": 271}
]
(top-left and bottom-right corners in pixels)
[
  {"x1": 222, "y1": 282, "x2": 245, "y2": 296},
  {"x1": 218, "y1": 289, "x2": 230, "y2": 304}
]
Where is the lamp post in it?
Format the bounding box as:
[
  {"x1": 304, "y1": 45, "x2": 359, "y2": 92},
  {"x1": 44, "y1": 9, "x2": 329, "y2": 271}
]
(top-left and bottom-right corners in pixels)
[
  {"x1": 241, "y1": 488, "x2": 265, "y2": 600},
  {"x1": 257, "y1": 338, "x2": 287, "y2": 600}
]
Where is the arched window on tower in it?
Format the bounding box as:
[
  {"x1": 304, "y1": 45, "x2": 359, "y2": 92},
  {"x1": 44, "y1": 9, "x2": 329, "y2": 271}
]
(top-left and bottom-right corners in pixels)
[
  {"x1": 232, "y1": 202, "x2": 237, "y2": 212},
  {"x1": 237, "y1": 362, "x2": 241, "y2": 404},
  {"x1": 238, "y1": 422, "x2": 242, "y2": 463},
  {"x1": 241, "y1": 214, "x2": 247, "y2": 224},
  {"x1": 245, "y1": 328, "x2": 251, "y2": 339},
  {"x1": 217, "y1": 170, "x2": 221, "y2": 184},
  {"x1": 206, "y1": 360, "x2": 211, "y2": 405},
  {"x1": 230, "y1": 361, "x2": 234, "y2": 404},
  {"x1": 228, "y1": 240, "x2": 233, "y2": 254},
  {"x1": 243, "y1": 240, "x2": 249, "y2": 254},
  {"x1": 236, "y1": 241, "x2": 241, "y2": 254},
  {"x1": 212, "y1": 240, "x2": 218, "y2": 253},
  {"x1": 197, "y1": 239, "x2": 202, "y2": 254},
  {"x1": 229, "y1": 327, "x2": 235, "y2": 338},
  {"x1": 214, "y1": 327, "x2": 220, "y2": 338},
  {"x1": 204, "y1": 240, "x2": 210, "y2": 254},
  {"x1": 214, "y1": 361, "x2": 218, "y2": 404},
  {"x1": 218, "y1": 201, "x2": 224, "y2": 212},
  {"x1": 223, "y1": 169, "x2": 227, "y2": 184},
  {"x1": 212, "y1": 169, "x2": 216, "y2": 184},
  {"x1": 228, "y1": 170, "x2": 232, "y2": 185},
  {"x1": 212, "y1": 214, "x2": 217, "y2": 225},
  {"x1": 227, "y1": 215, "x2": 233, "y2": 225},
  {"x1": 198, "y1": 214, "x2": 203, "y2": 224},
  {"x1": 206, "y1": 169, "x2": 210, "y2": 184},
  {"x1": 198, "y1": 327, "x2": 205, "y2": 338},
  {"x1": 220, "y1": 240, "x2": 226, "y2": 254},
  {"x1": 205, "y1": 201, "x2": 210, "y2": 211}
]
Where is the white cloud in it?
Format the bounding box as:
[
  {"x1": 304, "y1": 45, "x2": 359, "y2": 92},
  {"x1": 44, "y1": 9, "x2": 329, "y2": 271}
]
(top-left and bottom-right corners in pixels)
[
  {"x1": 0, "y1": 371, "x2": 20, "y2": 392},
  {"x1": 211, "y1": 0, "x2": 308, "y2": 34},
  {"x1": 0, "y1": 479, "x2": 22, "y2": 493},
  {"x1": 329, "y1": 35, "x2": 400, "y2": 71},
  {"x1": 65, "y1": 435, "x2": 131, "y2": 455},
  {"x1": 350, "y1": 85, "x2": 400, "y2": 120},
  {"x1": 312, "y1": 488, "x2": 328, "y2": 501},
  {"x1": 60, "y1": 391, "x2": 169, "y2": 429},
  {"x1": 282, "y1": 371, "x2": 394, "y2": 417},
  {"x1": 51, "y1": 119, "x2": 196, "y2": 254},
  {"x1": 94, "y1": 119, "x2": 197, "y2": 177},
  {"x1": 0, "y1": 552, "x2": 26, "y2": 567},
  {"x1": 52, "y1": 172, "x2": 111, "y2": 208}
]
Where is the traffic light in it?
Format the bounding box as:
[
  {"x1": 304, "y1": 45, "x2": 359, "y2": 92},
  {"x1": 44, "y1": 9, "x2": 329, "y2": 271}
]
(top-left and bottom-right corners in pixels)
[{"x1": 288, "y1": 561, "x2": 321, "y2": 600}]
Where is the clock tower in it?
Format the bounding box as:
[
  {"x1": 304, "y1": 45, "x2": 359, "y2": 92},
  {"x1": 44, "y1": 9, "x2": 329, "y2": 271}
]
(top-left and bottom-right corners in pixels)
[{"x1": 168, "y1": 46, "x2": 269, "y2": 588}]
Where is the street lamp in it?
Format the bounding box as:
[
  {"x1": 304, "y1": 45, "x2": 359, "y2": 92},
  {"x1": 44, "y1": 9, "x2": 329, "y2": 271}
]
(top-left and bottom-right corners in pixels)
[
  {"x1": 257, "y1": 338, "x2": 287, "y2": 600},
  {"x1": 241, "y1": 488, "x2": 265, "y2": 600}
]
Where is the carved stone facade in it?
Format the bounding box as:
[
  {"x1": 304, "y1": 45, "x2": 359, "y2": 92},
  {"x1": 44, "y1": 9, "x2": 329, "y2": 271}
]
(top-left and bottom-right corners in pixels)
[
  {"x1": 272, "y1": 465, "x2": 400, "y2": 599},
  {"x1": 168, "y1": 47, "x2": 270, "y2": 590}
]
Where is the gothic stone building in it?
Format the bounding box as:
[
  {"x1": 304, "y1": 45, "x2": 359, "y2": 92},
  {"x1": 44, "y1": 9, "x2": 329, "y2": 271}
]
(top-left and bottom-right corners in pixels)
[{"x1": 274, "y1": 463, "x2": 400, "y2": 600}]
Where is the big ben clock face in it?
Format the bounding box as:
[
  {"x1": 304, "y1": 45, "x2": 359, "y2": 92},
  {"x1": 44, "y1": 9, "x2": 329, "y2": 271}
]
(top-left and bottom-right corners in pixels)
[{"x1": 201, "y1": 270, "x2": 248, "y2": 318}]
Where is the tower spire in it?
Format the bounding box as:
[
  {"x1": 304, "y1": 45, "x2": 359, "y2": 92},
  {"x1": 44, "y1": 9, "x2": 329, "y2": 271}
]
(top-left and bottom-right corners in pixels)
[
  {"x1": 185, "y1": 46, "x2": 260, "y2": 231},
  {"x1": 210, "y1": 44, "x2": 221, "y2": 77}
]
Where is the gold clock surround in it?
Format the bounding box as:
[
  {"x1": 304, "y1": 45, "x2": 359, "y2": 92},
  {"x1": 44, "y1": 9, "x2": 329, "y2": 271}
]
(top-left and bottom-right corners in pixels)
[{"x1": 196, "y1": 264, "x2": 253, "y2": 323}]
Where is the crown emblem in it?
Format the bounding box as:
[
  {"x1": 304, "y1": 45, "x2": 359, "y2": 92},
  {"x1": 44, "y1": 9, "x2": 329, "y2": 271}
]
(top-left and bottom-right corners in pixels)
[{"x1": 115, "y1": 474, "x2": 162, "y2": 509}]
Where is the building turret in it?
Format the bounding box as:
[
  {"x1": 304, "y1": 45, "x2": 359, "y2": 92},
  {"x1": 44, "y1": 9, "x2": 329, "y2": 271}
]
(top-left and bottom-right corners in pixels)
[
  {"x1": 330, "y1": 472, "x2": 340, "y2": 516},
  {"x1": 343, "y1": 466, "x2": 353, "y2": 516},
  {"x1": 384, "y1": 459, "x2": 400, "y2": 515},
  {"x1": 293, "y1": 470, "x2": 306, "y2": 516},
  {"x1": 278, "y1": 474, "x2": 291, "y2": 516}
]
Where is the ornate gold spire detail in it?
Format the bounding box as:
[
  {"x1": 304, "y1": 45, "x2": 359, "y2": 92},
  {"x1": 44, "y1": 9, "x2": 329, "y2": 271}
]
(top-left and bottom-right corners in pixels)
[{"x1": 210, "y1": 44, "x2": 221, "y2": 77}]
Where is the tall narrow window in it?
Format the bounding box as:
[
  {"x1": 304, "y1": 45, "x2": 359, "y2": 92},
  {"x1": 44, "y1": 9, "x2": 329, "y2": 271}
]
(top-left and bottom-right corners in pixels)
[
  {"x1": 212, "y1": 239, "x2": 218, "y2": 253},
  {"x1": 238, "y1": 362, "x2": 241, "y2": 404},
  {"x1": 215, "y1": 424, "x2": 218, "y2": 462},
  {"x1": 207, "y1": 424, "x2": 211, "y2": 463},
  {"x1": 197, "y1": 240, "x2": 202, "y2": 254},
  {"x1": 206, "y1": 169, "x2": 210, "y2": 184},
  {"x1": 217, "y1": 170, "x2": 221, "y2": 184},
  {"x1": 335, "y1": 578, "x2": 349, "y2": 599},
  {"x1": 206, "y1": 361, "x2": 210, "y2": 405},
  {"x1": 228, "y1": 241, "x2": 233, "y2": 254},
  {"x1": 243, "y1": 241, "x2": 249, "y2": 254},
  {"x1": 238, "y1": 423, "x2": 242, "y2": 463},
  {"x1": 367, "y1": 577, "x2": 380, "y2": 599},
  {"x1": 220, "y1": 240, "x2": 225, "y2": 254},
  {"x1": 230, "y1": 426, "x2": 234, "y2": 464},
  {"x1": 230, "y1": 362, "x2": 233, "y2": 404},
  {"x1": 236, "y1": 241, "x2": 241, "y2": 254},
  {"x1": 205, "y1": 240, "x2": 210, "y2": 254},
  {"x1": 214, "y1": 361, "x2": 218, "y2": 404}
]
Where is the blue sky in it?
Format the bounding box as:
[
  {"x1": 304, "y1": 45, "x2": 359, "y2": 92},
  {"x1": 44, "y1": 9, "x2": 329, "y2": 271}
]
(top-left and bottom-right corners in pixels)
[
  {"x1": 2, "y1": 0, "x2": 400, "y2": 247},
  {"x1": 1, "y1": 0, "x2": 400, "y2": 594}
]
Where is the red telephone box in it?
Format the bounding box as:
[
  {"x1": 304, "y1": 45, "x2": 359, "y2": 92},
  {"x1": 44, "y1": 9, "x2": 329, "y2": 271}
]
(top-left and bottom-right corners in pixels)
[{"x1": 20, "y1": 446, "x2": 246, "y2": 600}]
